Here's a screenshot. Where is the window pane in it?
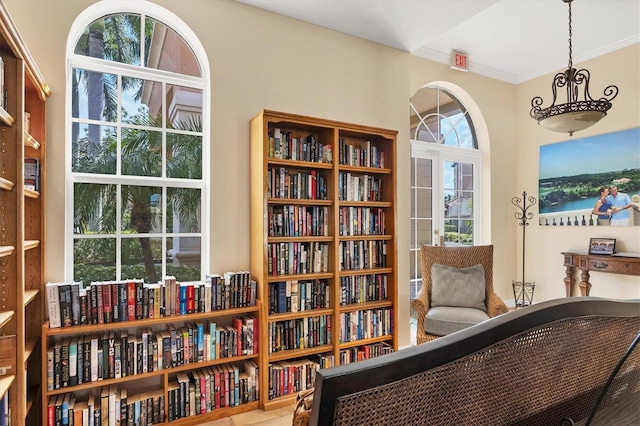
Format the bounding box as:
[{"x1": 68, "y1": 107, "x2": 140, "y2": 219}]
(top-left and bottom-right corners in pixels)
[
  {"x1": 122, "y1": 77, "x2": 163, "y2": 127},
  {"x1": 166, "y1": 133, "x2": 202, "y2": 179},
  {"x1": 121, "y1": 185, "x2": 162, "y2": 233},
  {"x1": 121, "y1": 237, "x2": 162, "y2": 283},
  {"x1": 166, "y1": 236, "x2": 202, "y2": 281},
  {"x1": 166, "y1": 84, "x2": 203, "y2": 130},
  {"x1": 415, "y1": 157, "x2": 432, "y2": 187},
  {"x1": 416, "y1": 188, "x2": 432, "y2": 218},
  {"x1": 146, "y1": 19, "x2": 201, "y2": 77},
  {"x1": 72, "y1": 124, "x2": 117, "y2": 174},
  {"x1": 74, "y1": 238, "x2": 116, "y2": 287},
  {"x1": 72, "y1": 68, "x2": 118, "y2": 122},
  {"x1": 121, "y1": 128, "x2": 163, "y2": 177},
  {"x1": 416, "y1": 219, "x2": 432, "y2": 246},
  {"x1": 167, "y1": 188, "x2": 201, "y2": 233},
  {"x1": 75, "y1": 14, "x2": 141, "y2": 66},
  {"x1": 74, "y1": 183, "x2": 117, "y2": 234},
  {"x1": 455, "y1": 114, "x2": 475, "y2": 149}
]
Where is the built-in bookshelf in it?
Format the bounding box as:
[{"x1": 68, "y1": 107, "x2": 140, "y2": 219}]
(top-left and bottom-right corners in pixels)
[
  {"x1": 41, "y1": 274, "x2": 260, "y2": 425},
  {"x1": 250, "y1": 110, "x2": 398, "y2": 410},
  {"x1": 0, "y1": 2, "x2": 50, "y2": 424}
]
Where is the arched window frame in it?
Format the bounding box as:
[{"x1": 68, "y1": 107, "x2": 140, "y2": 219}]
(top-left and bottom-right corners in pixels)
[{"x1": 64, "y1": 0, "x2": 211, "y2": 283}]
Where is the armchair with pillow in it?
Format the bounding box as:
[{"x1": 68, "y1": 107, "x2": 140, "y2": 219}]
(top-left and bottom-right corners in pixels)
[{"x1": 411, "y1": 244, "x2": 509, "y2": 344}]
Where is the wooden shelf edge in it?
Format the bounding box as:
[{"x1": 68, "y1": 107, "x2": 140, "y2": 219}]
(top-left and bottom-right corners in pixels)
[
  {"x1": 0, "y1": 375, "x2": 15, "y2": 398},
  {"x1": 267, "y1": 158, "x2": 333, "y2": 169},
  {"x1": 24, "y1": 132, "x2": 40, "y2": 149},
  {"x1": 267, "y1": 272, "x2": 333, "y2": 283},
  {"x1": 24, "y1": 240, "x2": 40, "y2": 251},
  {"x1": 0, "y1": 246, "x2": 15, "y2": 258},
  {"x1": 0, "y1": 177, "x2": 14, "y2": 191},
  {"x1": 263, "y1": 393, "x2": 297, "y2": 411},
  {"x1": 268, "y1": 308, "x2": 333, "y2": 321},
  {"x1": 0, "y1": 310, "x2": 15, "y2": 328},
  {"x1": 24, "y1": 188, "x2": 40, "y2": 199},
  {"x1": 168, "y1": 401, "x2": 260, "y2": 425},
  {"x1": 339, "y1": 334, "x2": 393, "y2": 349},
  {"x1": 0, "y1": 106, "x2": 14, "y2": 127},
  {"x1": 24, "y1": 289, "x2": 39, "y2": 307},
  {"x1": 43, "y1": 305, "x2": 260, "y2": 335},
  {"x1": 24, "y1": 337, "x2": 38, "y2": 365},
  {"x1": 268, "y1": 344, "x2": 333, "y2": 362},
  {"x1": 339, "y1": 300, "x2": 394, "y2": 312}
]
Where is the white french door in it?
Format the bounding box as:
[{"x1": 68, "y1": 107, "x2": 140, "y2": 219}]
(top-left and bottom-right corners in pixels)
[{"x1": 409, "y1": 142, "x2": 481, "y2": 299}]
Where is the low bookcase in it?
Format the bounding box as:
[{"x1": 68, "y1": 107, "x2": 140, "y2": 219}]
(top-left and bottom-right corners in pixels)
[{"x1": 41, "y1": 297, "x2": 261, "y2": 425}]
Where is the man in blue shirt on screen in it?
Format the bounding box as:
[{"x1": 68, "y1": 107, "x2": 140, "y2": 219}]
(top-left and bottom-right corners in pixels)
[{"x1": 607, "y1": 185, "x2": 633, "y2": 226}]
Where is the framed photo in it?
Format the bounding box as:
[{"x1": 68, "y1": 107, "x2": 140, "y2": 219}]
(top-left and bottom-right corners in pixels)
[{"x1": 589, "y1": 238, "x2": 616, "y2": 255}]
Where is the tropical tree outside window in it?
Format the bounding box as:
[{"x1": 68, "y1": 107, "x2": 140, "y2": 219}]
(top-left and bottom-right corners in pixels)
[
  {"x1": 67, "y1": 3, "x2": 209, "y2": 286},
  {"x1": 409, "y1": 86, "x2": 481, "y2": 300}
]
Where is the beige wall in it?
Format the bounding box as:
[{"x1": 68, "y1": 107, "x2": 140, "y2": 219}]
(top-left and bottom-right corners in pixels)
[
  {"x1": 516, "y1": 44, "x2": 640, "y2": 301},
  {"x1": 5, "y1": 0, "x2": 639, "y2": 348}
]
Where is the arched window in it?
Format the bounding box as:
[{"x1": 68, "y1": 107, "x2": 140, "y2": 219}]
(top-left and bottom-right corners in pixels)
[
  {"x1": 409, "y1": 85, "x2": 484, "y2": 300},
  {"x1": 66, "y1": 2, "x2": 210, "y2": 286}
]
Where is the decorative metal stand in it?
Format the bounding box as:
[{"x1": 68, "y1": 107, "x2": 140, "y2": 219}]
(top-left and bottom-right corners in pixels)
[{"x1": 512, "y1": 191, "x2": 536, "y2": 307}]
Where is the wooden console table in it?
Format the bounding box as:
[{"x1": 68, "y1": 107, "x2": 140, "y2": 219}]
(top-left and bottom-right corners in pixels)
[{"x1": 562, "y1": 252, "x2": 640, "y2": 296}]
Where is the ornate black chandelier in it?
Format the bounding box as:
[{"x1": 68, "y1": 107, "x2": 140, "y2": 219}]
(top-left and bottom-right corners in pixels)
[{"x1": 530, "y1": 0, "x2": 618, "y2": 136}]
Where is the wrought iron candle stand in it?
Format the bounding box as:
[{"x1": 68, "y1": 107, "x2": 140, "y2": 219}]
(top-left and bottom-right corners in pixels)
[{"x1": 512, "y1": 191, "x2": 537, "y2": 307}]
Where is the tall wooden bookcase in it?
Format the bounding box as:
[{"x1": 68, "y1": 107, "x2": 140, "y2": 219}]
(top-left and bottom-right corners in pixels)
[
  {"x1": 0, "y1": 1, "x2": 50, "y2": 424},
  {"x1": 250, "y1": 110, "x2": 398, "y2": 410}
]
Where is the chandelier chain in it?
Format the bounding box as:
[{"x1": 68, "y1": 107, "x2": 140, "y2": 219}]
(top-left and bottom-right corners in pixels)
[{"x1": 567, "y1": 0, "x2": 573, "y2": 68}]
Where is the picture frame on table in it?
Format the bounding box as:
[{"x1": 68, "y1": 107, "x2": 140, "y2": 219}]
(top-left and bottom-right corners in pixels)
[{"x1": 588, "y1": 238, "x2": 616, "y2": 255}]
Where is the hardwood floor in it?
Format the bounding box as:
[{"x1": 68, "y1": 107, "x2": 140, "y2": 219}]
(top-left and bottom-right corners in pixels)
[{"x1": 200, "y1": 405, "x2": 295, "y2": 426}]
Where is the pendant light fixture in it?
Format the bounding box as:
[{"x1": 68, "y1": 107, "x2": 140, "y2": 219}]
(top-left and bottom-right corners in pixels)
[{"x1": 530, "y1": 0, "x2": 618, "y2": 136}]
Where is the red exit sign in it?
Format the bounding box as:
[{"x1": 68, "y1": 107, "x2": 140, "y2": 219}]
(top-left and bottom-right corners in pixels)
[{"x1": 450, "y1": 50, "x2": 469, "y2": 72}]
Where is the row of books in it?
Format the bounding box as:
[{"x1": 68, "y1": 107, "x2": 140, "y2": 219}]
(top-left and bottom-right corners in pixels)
[
  {"x1": 268, "y1": 204, "x2": 329, "y2": 237},
  {"x1": 169, "y1": 361, "x2": 259, "y2": 421},
  {"x1": 266, "y1": 342, "x2": 392, "y2": 401},
  {"x1": 268, "y1": 128, "x2": 333, "y2": 164},
  {"x1": 339, "y1": 308, "x2": 393, "y2": 343},
  {"x1": 268, "y1": 279, "x2": 330, "y2": 314},
  {"x1": 338, "y1": 342, "x2": 394, "y2": 365},
  {"x1": 46, "y1": 272, "x2": 255, "y2": 328},
  {"x1": 24, "y1": 157, "x2": 40, "y2": 191},
  {"x1": 338, "y1": 138, "x2": 386, "y2": 169},
  {"x1": 339, "y1": 240, "x2": 388, "y2": 270},
  {"x1": 268, "y1": 241, "x2": 329, "y2": 276},
  {"x1": 338, "y1": 172, "x2": 383, "y2": 202},
  {"x1": 338, "y1": 206, "x2": 386, "y2": 236},
  {"x1": 339, "y1": 274, "x2": 388, "y2": 305},
  {"x1": 47, "y1": 386, "x2": 164, "y2": 426},
  {"x1": 268, "y1": 314, "x2": 332, "y2": 353},
  {"x1": 268, "y1": 167, "x2": 329, "y2": 200},
  {"x1": 267, "y1": 358, "x2": 320, "y2": 400},
  {"x1": 46, "y1": 316, "x2": 257, "y2": 391}
]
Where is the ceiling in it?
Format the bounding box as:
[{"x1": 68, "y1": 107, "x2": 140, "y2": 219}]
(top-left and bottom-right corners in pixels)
[{"x1": 234, "y1": 0, "x2": 640, "y2": 84}]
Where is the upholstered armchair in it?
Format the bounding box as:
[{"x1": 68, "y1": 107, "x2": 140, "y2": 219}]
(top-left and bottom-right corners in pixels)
[{"x1": 411, "y1": 244, "x2": 509, "y2": 344}]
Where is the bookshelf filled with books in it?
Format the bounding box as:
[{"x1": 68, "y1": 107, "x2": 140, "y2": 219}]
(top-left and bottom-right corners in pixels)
[
  {"x1": 250, "y1": 110, "x2": 398, "y2": 410},
  {"x1": 0, "y1": 2, "x2": 50, "y2": 424},
  {"x1": 41, "y1": 273, "x2": 261, "y2": 425}
]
